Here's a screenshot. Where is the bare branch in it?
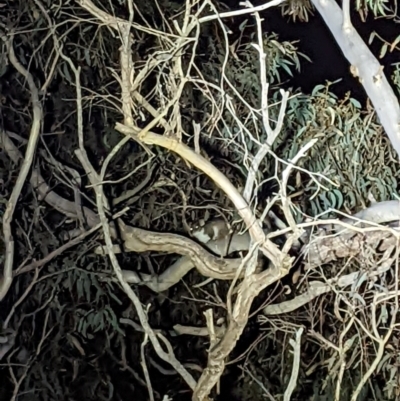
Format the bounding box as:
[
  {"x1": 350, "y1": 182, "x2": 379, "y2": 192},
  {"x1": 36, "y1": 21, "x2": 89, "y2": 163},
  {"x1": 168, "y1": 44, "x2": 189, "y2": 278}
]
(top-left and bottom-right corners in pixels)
[{"x1": 0, "y1": 32, "x2": 43, "y2": 301}]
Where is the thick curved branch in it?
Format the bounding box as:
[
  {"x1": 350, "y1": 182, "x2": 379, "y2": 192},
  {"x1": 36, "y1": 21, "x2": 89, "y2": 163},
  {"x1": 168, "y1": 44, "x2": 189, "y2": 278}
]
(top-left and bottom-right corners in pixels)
[
  {"x1": 115, "y1": 123, "x2": 288, "y2": 269},
  {"x1": 120, "y1": 228, "x2": 262, "y2": 292},
  {"x1": 119, "y1": 221, "x2": 262, "y2": 281}
]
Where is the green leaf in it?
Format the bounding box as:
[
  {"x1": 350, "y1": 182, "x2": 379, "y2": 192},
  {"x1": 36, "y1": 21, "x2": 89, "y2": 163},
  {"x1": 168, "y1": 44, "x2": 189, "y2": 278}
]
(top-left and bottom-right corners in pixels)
[{"x1": 379, "y1": 44, "x2": 388, "y2": 59}]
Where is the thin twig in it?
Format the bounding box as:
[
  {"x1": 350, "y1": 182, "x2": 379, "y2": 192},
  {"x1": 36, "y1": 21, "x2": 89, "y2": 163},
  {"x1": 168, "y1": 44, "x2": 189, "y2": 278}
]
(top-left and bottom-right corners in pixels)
[
  {"x1": 141, "y1": 331, "x2": 154, "y2": 401},
  {"x1": 283, "y1": 327, "x2": 303, "y2": 401}
]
